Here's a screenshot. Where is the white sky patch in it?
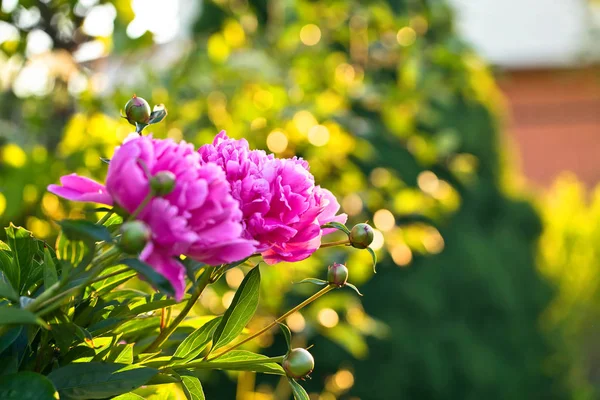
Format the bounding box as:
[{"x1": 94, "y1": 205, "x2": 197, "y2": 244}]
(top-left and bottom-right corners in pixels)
[
  {"x1": 83, "y1": 4, "x2": 117, "y2": 37},
  {"x1": 73, "y1": 40, "x2": 106, "y2": 63},
  {"x1": 127, "y1": 0, "x2": 180, "y2": 43},
  {"x1": 1, "y1": 0, "x2": 18, "y2": 14}
]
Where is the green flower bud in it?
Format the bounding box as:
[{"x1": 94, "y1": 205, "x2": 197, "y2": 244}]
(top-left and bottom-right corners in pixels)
[
  {"x1": 349, "y1": 223, "x2": 374, "y2": 249},
  {"x1": 327, "y1": 263, "x2": 348, "y2": 287},
  {"x1": 283, "y1": 348, "x2": 315, "y2": 379},
  {"x1": 120, "y1": 221, "x2": 151, "y2": 254},
  {"x1": 150, "y1": 171, "x2": 176, "y2": 196},
  {"x1": 124, "y1": 95, "x2": 151, "y2": 126}
]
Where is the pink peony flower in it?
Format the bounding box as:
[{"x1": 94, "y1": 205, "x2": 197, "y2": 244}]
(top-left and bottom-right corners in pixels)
[
  {"x1": 48, "y1": 135, "x2": 256, "y2": 300},
  {"x1": 199, "y1": 131, "x2": 347, "y2": 264}
]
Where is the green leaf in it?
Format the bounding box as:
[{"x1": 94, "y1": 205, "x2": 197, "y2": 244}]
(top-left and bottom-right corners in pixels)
[
  {"x1": 345, "y1": 282, "x2": 363, "y2": 296},
  {"x1": 0, "y1": 241, "x2": 17, "y2": 291},
  {"x1": 43, "y1": 247, "x2": 58, "y2": 289},
  {"x1": 100, "y1": 157, "x2": 111, "y2": 165},
  {"x1": 295, "y1": 278, "x2": 327, "y2": 286},
  {"x1": 172, "y1": 317, "x2": 222, "y2": 362},
  {"x1": 210, "y1": 266, "x2": 260, "y2": 353},
  {"x1": 181, "y1": 374, "x2": 205, "y2": 400},
  {"x1": 110, "y1": 344, "x2": 134, "y2": 364},
  {"x1": 0, "y1": 372, "x2": 58, "y2": 400},
  {"x1": 127, "y1": 297, "x2": 180, "y2": 316},
  {"x1": 202, "y1": 350, "x2": 285, "y2": 375},
  {"x1": 113, "y1": 394, "x2": 144, "y2": 400},
  {"x1": 0, "y1": 272, "x2": 18, "y2": 302},
  {"x1": 0, "y1": 306, "x2": 46, "y2": 327},
  {"x1": 278, "y1": 322, "x2": 292, "y2": 351},
  {"x1": 5, "y1": 224, "x2": 38, "y2": 293},
  {"x1": 321, "y1": 221, "x2": 351, "y2": 235},
  {"x1": 48, "y1": 362, "x2": 158, "y2": 399},
  {"x1": 58, "y1": 219, "x2": 113, "y2": 243},
  {"x1": 288, "y1": 378, "x2": 310, "y2": 400},
  {"x1": 56, "y1": 231, "x2": 94, "y2": 272},
  {"x1": 0, "y1": 326, "x2": 22, "y2": 354},
  {"x1": 366, "y1": 247, "x2": 378, "y2": 273},
  {"x1": 148, "y1": 104, "x2": 168, "y2": 125},
  {"x1": 121, "y1": 258, "x2": 175, "y2": 297}
]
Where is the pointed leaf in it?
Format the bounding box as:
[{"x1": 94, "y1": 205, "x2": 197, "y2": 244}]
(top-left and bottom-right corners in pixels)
[
  {"x1": 48, "y1": 362, "x2": 158, "y2": 399},
  {"x1": 148, "y1": 104, "x2": 167, "y2": 125},
  {"x1": 181, "y1": 374, "x2": 205, "y2": 400},
  {"x1": 100, "y1": 158, "x2": 111, "y2": 165},
  {"x1": 43, "y1": 248, "x2": 58, "y2": 289},
  {"x1": 288, "y1": 378, "x2": 310, "y2": 400},
  {"x1": 202, "y1": 350, "x2": 285, "y2": 375},
  {"x1": 0, "y1": 372, "x2": 58, "y2": 400},
  {"x1": 345, "y1": 282, "x2": 363, "y2": 296},
  {"x1": 0, "y1": 241, "x2": 17, "y2": 291},
  {"x1": 0, "y1": 272, "x2": 18, "y2": 302},
  {"x1": 121, "y1": 258, "x2": 175, "y2": 297},
  {"x1": 367, "y1": 247, "x2": 378, "y2": 273},
  {"x1": 210, "y1": 266, "x2": 260, "y2": 353},
  {"x1": 5, "y1": 224, "x2": 38, "y2": 292},
  {"x1": 278, "y1": 322, "x2": 292, "y2": 351},
  {"x1": 172, "y1": 317, "x2": 222, "y2": 362},
  {"x1": 320, "y1": 221, "x2": 351, "y2": 235},
  {"x1": 58, "y1": 219, "x2": 113, "y2": 243},
  {"x1": 0, "y1": 326, "x2": 22, "y2": 354},
  {"x1": 56, "y1": 231, "x2": 94, "y2": 272},
  {"x1": 295, "y1": 278, "x2": 327, "y2": 286},
  {"x1": 0, "y1": 307, "x2": 46, "y2": 327}
]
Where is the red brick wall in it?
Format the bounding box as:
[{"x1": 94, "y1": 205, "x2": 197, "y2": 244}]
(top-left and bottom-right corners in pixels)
[{"x1": 498, "y1": 67, "x2": 600, "y2": 187}]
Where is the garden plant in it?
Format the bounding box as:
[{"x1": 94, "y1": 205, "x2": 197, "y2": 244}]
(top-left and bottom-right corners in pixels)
[{"x1": 0, "y1": 97, "x2": 377, "y2": 400}]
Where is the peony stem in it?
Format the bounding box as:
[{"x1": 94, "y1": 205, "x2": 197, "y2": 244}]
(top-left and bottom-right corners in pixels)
[
  {"x1": 207, "y1": 284, "x2": 335, "y2": 361},
  {"x1": 166, "y1": 355, "x2": 285, "y2": 371},
  {"x1": 319, "y1": 239, "x2": 350, "y2": 248},
  {"x1": 143, "y1": 266, "x2": 214, "y2": 353},
  {"x1": 97, "y1": 209, "x2": 114, "y2": 225},
  {"x1": 129, "y1": 193, "x2": 153, "y2": 221}
]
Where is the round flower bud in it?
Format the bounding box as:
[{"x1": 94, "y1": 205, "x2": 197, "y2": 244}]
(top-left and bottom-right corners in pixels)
[
  {"x1": 120, "y1": 221, "x2": 151, "y2": 254},
  {"x1": 283, "y1": 348, "x2": 315, "y2": 379},
  {"x1": 150, "y1": 171, "x2": 176, "y2": 196},
  {"x1": 327, "y1": 263, "x2": 348, "y2": 287},
  {"x1": 124, "y1": 95, "x2": 151, "y2": 125},
  {"x1": 349, "y1": 223, "x2": 374, "y2": 249}
]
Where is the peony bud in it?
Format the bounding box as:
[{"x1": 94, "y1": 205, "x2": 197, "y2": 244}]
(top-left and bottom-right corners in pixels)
[
  {"x1": 124, "y1": 95, "x2": 151, "y2": 126},
  {"x1": 120, "y1": 221, "x2": 151, "y2": 254},
  {"x1": 349, "y1": 223, "x2": 374, "y2": 249},
  {"x1": 150, "y1": 171, "x2": 176, "y2": 196},
  {"x1": 283, "y1": 348, "x2": 315, "y2": 379},
  {"x1": 327, "y1": 263, "x2": 348, "y2": 287}
]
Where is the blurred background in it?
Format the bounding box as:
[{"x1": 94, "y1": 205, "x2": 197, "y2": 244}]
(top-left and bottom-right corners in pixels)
[{"x1": 1, "y1": 0, "x2": 600, "y2": 399}]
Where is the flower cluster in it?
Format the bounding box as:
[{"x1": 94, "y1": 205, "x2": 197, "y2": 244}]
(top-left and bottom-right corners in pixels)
[{"x1": 48, "y1": 132, "x2": 346, "y2": 299}]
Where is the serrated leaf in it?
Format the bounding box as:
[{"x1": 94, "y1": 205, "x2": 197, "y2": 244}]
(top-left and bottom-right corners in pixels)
[
  {"x1": 201, "y1": 350, "x2": 285, "y2": 375},
  {"x1": 172, "y1": 317, "x2": 221, "y2": 362},
  {"x1": 0, "y1": 241, "x2": 17, "y2": 292},
  {"x1": 278, "y1": 322, "x2": 292, "y2": 351},
  {"x1": 345, "y1": 282, "x2": 363, "y2": 296},
  {"x1": 0, "y1": 306, "x2": 46, "y2": 327},
  {"x1": 43, "y1": 247, "x2": 58, "y2": 289},
  {"x1": 48, "y1": 362, "x2": 158, "y2": 399},
  {"x1": 0, "y1": 372, "x2": 58, "y2": 400},
  {"x1": 366, "y1": 247, "x2": 378, "y2": 273},
  {"x1": 58, "y1": 219, "x2": 113, "y2": 243},
  {"x1": 121, "y1": 258, "x2": 175, "y2": 297},
  {"x1": 210, "y1": 266, "x2": 260, "y2": 353},
  {"x1": 321, "y1": 221, "x2": 351, "y2": 235},
  {"x1": 288, "y1": 378, "x2": 310, "y2": 400},
  {"x1": 181, "y1": 374, "x2": 205, "y2": 400},
  {"x1": 295, "y1": 278, "x2": 327, "y2": 286},
  {"x1": 5, "y1": 224, "x2": 38, "y2": 293}
]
